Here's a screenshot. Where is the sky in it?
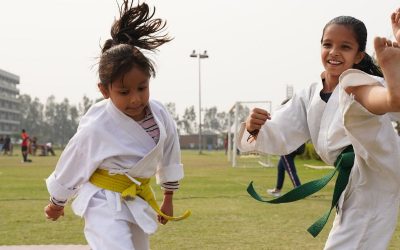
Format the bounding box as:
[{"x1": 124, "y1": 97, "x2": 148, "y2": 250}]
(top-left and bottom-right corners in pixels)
[{"x1": 0, "y1": 0, "x2": 398, "y2": 116}]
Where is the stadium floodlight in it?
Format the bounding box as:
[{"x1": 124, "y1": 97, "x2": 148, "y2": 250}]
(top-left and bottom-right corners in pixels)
[{"x1": 190, "y1": 50, "x2": 209, "y2": 154}]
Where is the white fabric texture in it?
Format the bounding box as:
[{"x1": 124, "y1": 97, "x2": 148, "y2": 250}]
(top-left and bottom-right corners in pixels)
[
  {"x1": 237, "y1": 69, "x2": 400, "y2": 249},
  {"x1": 83, "y1": 190, "x2": 150, "y2": 250},
  {"x1": 46, "y1": 99, "x2": 184, "y2": 237}
]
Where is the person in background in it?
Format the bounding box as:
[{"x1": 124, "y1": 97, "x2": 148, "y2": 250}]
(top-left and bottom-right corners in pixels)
[
  {"x1": 20, "y1": 129, "x2": 32, "y2": 162},
  {"x1": 0, "y1": 136, "x2": 4, "y2": 152},
  {"x1": 31, "y1": 137, "x2": 38, "y2": 156},
  {"x1": 3, "y1": 135, "x2": 11, "y2": 155},
  {"x1": 267, "y1": 143, "x2": 304, "y2": 197},
  {"x1": 46, "y1": 142, "x2": 56, "y2": 156}
]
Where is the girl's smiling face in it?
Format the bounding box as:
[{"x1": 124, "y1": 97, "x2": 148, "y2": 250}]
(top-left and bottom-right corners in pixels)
[
  {"x1": 321, "y1": 24, "x2": 364, "y2": 78},
  {"x1": 99, "y1": 67, "x2": 150, "y2": 121}
]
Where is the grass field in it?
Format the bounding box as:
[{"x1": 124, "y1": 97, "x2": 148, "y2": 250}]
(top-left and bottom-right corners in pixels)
[{"x1": 1, "y1": 150, "x2": 400, "y2": 249}]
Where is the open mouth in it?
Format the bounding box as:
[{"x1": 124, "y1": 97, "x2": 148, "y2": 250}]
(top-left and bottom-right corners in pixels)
[{"x1": 328, "y1": 59, "x2": 342, "y2": 65}]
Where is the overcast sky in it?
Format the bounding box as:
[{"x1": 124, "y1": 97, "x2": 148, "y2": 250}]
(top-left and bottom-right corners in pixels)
[{"x1": 1, "y1": 0, "x2": 398, "y2": 115}]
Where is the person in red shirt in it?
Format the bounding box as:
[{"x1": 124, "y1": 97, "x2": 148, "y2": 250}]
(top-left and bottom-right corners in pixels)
[{"x1": 21, "y1": 129, "x2": 32, "y2": 162}]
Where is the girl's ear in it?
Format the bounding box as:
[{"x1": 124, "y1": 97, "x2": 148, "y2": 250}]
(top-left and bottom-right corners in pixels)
[
  {"x1": 98, "y1": 83, "x2": 110, "y2": 99},
  {"x1": 355, "y1": 51, "x2": 365, "y2": 64}
]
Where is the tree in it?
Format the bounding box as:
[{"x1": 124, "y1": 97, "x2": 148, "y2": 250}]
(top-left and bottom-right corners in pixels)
[
  {"x1": 43, "y1": 96, "x2": 79, "y2": 147},
  {"x1": 79, "y1": 95, "x2": 94, "y2": 116},
  {"x1": 234, "y1": 103, "x2": 251, "y2": 124},
  {"x1": 54, "y1": 98, "x2": 79, "y2": 147},
  {"x1": 181, "y1": 105, "x2": 196, "y2": 134},
  {"x1": 203, "y1": 107, "x2": 220, "y2": 131},
  {"x1": 44, "y1": 95, "x2": 57, "y2": 144},
  {"x1": 216, "y1": 111, "x2": 228, "y2": 132},
  {"x1": 18, "y1": 94, "x2": 44, "y2": 139},
  {"x1": 164, "y1": 102, "x2": 179, "y2": 122},
  {"x1": 18, "y1": 94, "x2": 82, "y2": 147}
]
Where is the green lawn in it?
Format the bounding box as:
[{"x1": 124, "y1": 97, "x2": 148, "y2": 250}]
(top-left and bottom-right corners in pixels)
[{"x1": 1, "y1": 150, "x2": 400, "y2": 249}]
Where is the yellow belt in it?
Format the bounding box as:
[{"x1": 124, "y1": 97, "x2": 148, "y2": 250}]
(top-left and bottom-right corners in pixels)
[{"x1": 89, "y1": 169, "x2": 191, "y2": 221}]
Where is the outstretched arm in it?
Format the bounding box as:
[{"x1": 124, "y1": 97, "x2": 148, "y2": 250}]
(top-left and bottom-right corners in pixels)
[
  {"x1": 345, "y1": 37, "x2": 400, "y2": 115},
  {"x1": 344, "y1": 7, "x2": 400, "y2": 115}
]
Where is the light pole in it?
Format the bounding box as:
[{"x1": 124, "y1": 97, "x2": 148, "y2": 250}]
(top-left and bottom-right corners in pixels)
[{"x1": 190, "y1": 49, "x2": 209, "y2": 154}]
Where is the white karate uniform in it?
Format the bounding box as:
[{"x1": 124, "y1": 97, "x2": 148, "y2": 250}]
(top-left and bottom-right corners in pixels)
[
  {"x1": 237, "y1": 69, "x2": 400, "y2": 250},
  {"x1": 46, "y1": 99, "x2": 184, "y2": 250}
]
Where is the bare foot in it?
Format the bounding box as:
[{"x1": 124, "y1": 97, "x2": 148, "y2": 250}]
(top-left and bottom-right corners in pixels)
[
  {"x1": 392, "y1": 8, "x2": 400, "y2": 43},
  {"x1": 374, "y1": 36, "x2": 400, "y2": 110}
]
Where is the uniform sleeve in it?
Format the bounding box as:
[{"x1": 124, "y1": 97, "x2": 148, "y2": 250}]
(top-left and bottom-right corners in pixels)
[
  {"x1": 237, "y1": 88, "x2": 311, "y2": 155},
  {"x1": 155, "y1": 108, "x2": 184, "y2": 185},
  {"x1": 339, "y1": 69, "x2": 400, "y2": 182},
  {"x1": 339, "y1": 69, "x2": 400, "y2": 121},
  {"x1": 46, "y1": 128, "x2": 104, "y2": 201}
]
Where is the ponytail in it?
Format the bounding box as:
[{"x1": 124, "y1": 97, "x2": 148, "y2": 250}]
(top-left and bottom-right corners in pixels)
[
  {"x1": 354, "y1": 53, "x2": 383, "y2": 78},
  {"x1": 99, "y1": 0, "x2": 172, "y2": 86},
  {"x1": 107, "y1": 1, "x2": 172, "y2": 52}
]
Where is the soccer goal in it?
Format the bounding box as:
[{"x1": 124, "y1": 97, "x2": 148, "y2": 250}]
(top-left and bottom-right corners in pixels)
[{"x1": 227, "y1": 101, "x2": 273, "y2": 168}]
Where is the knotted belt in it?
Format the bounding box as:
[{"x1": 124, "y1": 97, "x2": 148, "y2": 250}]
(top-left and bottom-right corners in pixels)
[
  {"x1": 247, "y1": 146, "x2": 354, "y2": 237},
  {"x1": 89, "y1": 169, "x2": 191, "y2": 221}
]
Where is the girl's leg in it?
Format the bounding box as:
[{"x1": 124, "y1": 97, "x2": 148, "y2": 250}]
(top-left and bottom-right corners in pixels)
[
  {"x1": 275, "y1": 157, "x2": 285, "y2": 190},
  {"x1": 281, "y1": 155, "x2": 301, "y2": 187},
  {"x1": 21, "y1": 146, "x2": 27, "y2": 162},
  {"x1": 84, "y1": 192, "x2": 148, "y2": 250},
  {"x1": 131, "y1": 222, "x2": 150, "y2": 250}
]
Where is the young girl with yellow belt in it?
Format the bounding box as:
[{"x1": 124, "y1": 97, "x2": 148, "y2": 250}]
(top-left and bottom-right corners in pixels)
[{"x1": 44, "y1": 1, "x2": 190, "y2": 249}]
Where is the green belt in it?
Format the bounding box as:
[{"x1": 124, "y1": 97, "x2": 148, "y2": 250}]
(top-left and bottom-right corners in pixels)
[{"x1": 247, "y1": 146, "x2": 354, "y2": 237}]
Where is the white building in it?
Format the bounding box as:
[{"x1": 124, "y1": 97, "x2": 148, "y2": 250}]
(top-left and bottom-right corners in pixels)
[{"x1": 0, "y1": 68, "x2": 20, "y2": 135}]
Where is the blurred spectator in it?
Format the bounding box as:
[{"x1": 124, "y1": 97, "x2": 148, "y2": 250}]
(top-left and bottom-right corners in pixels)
[
  {"x1": 31, "y1": 137, "x2": 38, "y2": 156},
  {"x1": 46, "y1": 142, "x2": 56, "y2": 156},
  {"x1": 3, "y1": 135, "x2": 11, "y2": 155},
  {"x1": 21, "y1": 129, "x2": 32, "y2": 162}
]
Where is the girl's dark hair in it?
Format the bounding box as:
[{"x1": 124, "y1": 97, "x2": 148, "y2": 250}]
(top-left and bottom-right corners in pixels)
[
  {"x1": 321, "y1": 16, "x2": 383, "y2": 77},
  {"x1": 99, "y1": 0, "x2": 172, "y2": 86}
]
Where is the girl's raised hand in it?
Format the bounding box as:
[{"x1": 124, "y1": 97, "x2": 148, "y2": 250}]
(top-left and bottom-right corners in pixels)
[
  {"x1": 245, "y1": 108, "x2": 271, "y2": 133},
  {"x1": 392, "y1": 8, "x2": 400, "y2": 43}
]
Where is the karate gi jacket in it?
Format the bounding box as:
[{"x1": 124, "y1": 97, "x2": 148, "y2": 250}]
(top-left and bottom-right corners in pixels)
[{"x1": 46, "y1": 99, "x2": 184, "y2": 234}]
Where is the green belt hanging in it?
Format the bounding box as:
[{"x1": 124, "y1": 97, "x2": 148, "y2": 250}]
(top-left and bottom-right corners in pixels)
[{"x1": 247, "y1": 145, "x2": 354, "y2": 237}]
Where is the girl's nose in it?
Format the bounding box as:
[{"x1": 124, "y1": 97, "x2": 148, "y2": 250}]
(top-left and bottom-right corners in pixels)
[
  {"x1": 130, "y1": 93, "x2": 140, "y2": 104},
  {"x1": 329, "y1": 48, "x2": 339, "y2": 56}
]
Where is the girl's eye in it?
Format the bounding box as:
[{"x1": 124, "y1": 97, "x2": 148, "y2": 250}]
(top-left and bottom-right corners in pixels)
[
  {"x1": 322, "y1": 43, "x2": 331, "y2": 48},
  {"x1": 138, "y1": 86, "x2": 148, "y2": 91},
  {"x1": 341, "y1": 45, "x2": 351, "y2": 50},
  {"x1": 119, "y1": 91, "x2": 129, "y2": 95}
]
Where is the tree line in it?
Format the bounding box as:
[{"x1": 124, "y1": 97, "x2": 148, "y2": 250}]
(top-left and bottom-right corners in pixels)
[
  {"x1": 20, "y1": 93, "x2": 400, "y2": 149},
  {"x1": 18, "y1": 94, "x2": 94, "y2": 147},
  {"x1": 18, "y1": 95, "x2": 251, "y2": 147},
  {"x1": 164, "y1": 103, "x2": 250, "y2": 135}
]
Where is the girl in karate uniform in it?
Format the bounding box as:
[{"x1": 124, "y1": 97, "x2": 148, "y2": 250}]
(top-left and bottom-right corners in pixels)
[
  {"x1": 44, "y1": 1, "x2": 189, "y2": 249},
  {"x1": 238, "y1": 10, "x2": 400, "y2": 250}
]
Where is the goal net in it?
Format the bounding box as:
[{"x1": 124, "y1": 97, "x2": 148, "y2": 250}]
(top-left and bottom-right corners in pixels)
[{"x1": 227, "y1": 101, "x2": 274, "y2": 168}]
